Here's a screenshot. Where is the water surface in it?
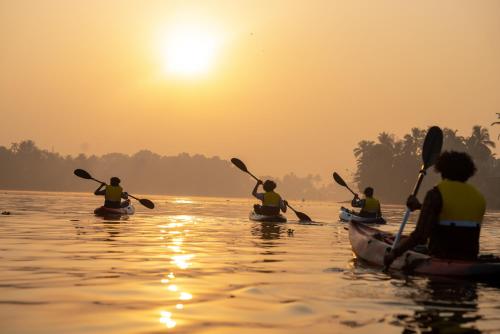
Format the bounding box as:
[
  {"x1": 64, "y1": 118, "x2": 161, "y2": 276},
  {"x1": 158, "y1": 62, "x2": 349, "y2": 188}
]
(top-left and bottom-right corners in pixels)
[{"x1": 1, "y1": 191, "x2": 499, "y2": 333}]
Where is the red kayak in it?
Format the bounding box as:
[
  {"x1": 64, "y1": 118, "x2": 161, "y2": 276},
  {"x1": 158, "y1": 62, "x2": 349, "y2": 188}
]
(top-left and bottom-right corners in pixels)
[{"x1": 348, "y1": 220, "x2": 500, "y2": 277}]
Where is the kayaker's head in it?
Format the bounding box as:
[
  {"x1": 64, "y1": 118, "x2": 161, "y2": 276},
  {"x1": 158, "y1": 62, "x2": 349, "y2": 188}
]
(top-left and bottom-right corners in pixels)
[
  {"x1": 263, "y1": 180, "x2": 277, "y2": 192},
  {"x1": 435, "y1": 151, "x2": 476, "y2": 182},
  {"x1": 110, "y1": 177, "x2": 121, "y2": 186},
  {"x1": 363, "y1": 187, "x2": 374, "y2": 197}
]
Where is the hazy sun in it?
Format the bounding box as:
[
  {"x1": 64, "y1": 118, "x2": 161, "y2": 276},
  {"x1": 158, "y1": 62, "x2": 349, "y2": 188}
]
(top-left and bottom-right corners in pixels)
[{"x1": 162, "y1": 23, "x2": 220, "y2": 77}]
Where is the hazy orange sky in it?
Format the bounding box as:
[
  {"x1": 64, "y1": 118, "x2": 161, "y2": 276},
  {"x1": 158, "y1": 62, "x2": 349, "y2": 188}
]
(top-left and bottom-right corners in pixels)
[{"x1": 1, "y1": 0, "x2": 499, "y2": 180}]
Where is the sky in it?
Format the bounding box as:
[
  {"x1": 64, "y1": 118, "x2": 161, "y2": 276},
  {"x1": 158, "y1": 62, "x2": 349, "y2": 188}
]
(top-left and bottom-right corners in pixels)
[{"x1": 1, "y1": 0, "x2": 499, "y2": 182}]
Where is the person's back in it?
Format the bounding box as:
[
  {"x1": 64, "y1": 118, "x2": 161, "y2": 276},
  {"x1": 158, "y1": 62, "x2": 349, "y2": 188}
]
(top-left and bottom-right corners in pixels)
[
  {"x1": 94, "y1": 177, "x2": 129, "y2": 209},
  {"x1": 352, "y1": 187, "x2": 382, "y2": 218},
  {"x1": 384, "y1": 151, "x2": 486, "y2": 267},
  {"x1": 252, "y1": 180, "x2": 287, "y2": 216},
  {"x1": 429, "y1": 179, "x2": 485, "y2": 259}
]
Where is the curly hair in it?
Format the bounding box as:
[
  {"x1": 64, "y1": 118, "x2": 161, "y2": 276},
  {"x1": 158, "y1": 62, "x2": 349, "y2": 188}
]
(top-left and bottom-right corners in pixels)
[
  {"x1": 434, "y1": 151, "x2": 476, "y2": 182},
  {"x1": 263, "y1": 180, "x2": 277, "y2": 192}
]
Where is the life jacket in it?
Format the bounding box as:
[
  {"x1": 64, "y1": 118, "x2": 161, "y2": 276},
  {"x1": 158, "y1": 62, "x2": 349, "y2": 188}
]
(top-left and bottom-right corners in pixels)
[
  {"x1": 105, "y1": 185, "x2": 123, "y2": 203},
  {"x1": 263, "y1": 191, "x2": 281, "y2": 207},
  {"x1": 362, "y1": 197, "x2": 380, "y2": 214},
  {"x1": 430, "y1": 179, "x2": 486, "y2": 259}
]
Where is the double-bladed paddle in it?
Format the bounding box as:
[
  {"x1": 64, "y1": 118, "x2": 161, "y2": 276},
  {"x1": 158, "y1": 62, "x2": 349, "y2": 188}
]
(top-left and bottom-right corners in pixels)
[
  {"x1": 230, "y1": 158, "x2": 312, "y2": 222},
  {"x1": 73, "y1": 169, "x2": 155, "y2": 209}
]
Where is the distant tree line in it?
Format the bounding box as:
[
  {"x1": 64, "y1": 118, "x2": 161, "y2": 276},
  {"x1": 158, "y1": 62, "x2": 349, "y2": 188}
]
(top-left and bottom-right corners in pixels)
[
  {"x1": 353, "y1": 126, "x2": 500, "y2": 209},
  {"x1": 0, "y1": 140, "x2": 333, "y2": 200},
  {"x1": 1, "y1": 125, "x2": 498, "y2": 208}
]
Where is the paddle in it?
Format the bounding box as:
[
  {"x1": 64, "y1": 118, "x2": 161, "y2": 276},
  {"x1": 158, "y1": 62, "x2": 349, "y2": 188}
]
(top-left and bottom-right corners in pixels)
[
  {"x1": 230, "y1": 158, "x2": 312, "y2": 222},
  {"x1": 390, "y1": 126, "x2": 443, "y2": 252},
  {"x1": 332, "y1": 172, "x2": 358, "y2": 197},
  {"x1": 73, "y1": 169, "x2": 155, "y2": 209},
  {"x1": 285, "y1": 203, "x2": 312, "y2": 222}
]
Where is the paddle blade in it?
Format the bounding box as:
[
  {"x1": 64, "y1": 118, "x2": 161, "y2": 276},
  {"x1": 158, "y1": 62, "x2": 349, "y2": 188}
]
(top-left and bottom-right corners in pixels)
[
  {"x1": 295, "y1": 211, "x2": 312, "y2": 222},
  {"x1": 139, "y1": 198, "x2": 155, "y2": 209},
  {"x1": 422, "y1": 126, "x2": 443, "y2": 169},
  {"x1": 74, "y1": 169, "x2": 92, "y2": 179},
  {"x1": 333, "y1": 172, "x2": 347, "y2": 187},
  {"x1": 231, "y1": 158, "x2": 248, "y2": 173}
]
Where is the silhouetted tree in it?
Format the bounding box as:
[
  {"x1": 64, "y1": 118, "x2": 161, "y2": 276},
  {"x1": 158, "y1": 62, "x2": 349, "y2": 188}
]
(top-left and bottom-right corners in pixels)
[
  {"x1": 353, "y1": 126, "x2": 500, "y2": 208},
  {"x1": 0, "y1": 140, "x2": 331, "y2": 200}
]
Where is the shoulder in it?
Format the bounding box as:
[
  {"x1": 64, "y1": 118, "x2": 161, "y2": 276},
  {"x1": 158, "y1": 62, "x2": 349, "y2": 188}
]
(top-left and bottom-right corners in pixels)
[{"x1": 426, "y1": 186, "x2": 442, "y2": 200}]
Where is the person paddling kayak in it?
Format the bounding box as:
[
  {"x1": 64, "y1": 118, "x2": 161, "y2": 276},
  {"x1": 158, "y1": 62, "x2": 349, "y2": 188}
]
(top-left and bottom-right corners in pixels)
[
  {"x1": 94, "y1": 177, "x2": 130, "y2": 209},
  {"x1": 252, "y1": 180, "x2": 287, "y2": 216},
  {"x1": 384, "y1": 151, "x2": 486, "y2": 267},
  {"x1": 351, "y1": 187, "x2": 382, "y2": 218}
]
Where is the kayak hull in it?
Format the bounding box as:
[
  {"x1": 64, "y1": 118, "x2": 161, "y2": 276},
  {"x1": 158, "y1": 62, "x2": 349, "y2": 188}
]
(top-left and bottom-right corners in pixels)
[
  {"x1": 249, "y1": 211, "x2": 287, "y2": 223},
  {"x1": 348, "y1": 220, "x2": 500, "y2": 277},
  {"x1": 94, "y1": 204, "x2": 135, "y2": 217},
  {"x1": 339, "y1": 206, "x2": 386, "y2": 224}
]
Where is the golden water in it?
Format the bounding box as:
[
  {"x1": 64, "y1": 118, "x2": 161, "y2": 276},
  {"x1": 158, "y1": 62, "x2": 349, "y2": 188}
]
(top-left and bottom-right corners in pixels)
[{"x1": 0, "y1": 191, "x2": 499, "y2": 333}]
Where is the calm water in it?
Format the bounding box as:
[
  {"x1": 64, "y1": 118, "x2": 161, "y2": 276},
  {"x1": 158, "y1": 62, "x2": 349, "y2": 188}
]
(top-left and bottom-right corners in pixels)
[{"x1": 1, "y1": 191, "x2": 499, "y2": 334}]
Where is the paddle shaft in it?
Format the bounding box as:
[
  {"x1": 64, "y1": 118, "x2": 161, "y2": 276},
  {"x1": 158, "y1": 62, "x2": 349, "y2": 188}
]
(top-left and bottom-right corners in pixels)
[
  {"x1": 91, "y1": 178, "x2": 141, "y2": 201},
  {"x1": 86, "y1": 176, "x2": 140, "y2": 203},
  {"x1": 286, "y1": 203, "x2": 298, "y2": 214},
  {"x1": 391, "y1": 166, "x2": 426, "y2": 250},
  {"x1": 244, "y1": 170, "x2": 261, "y2": 183},
  {"x1": 344, "y1": 185, "x2": 357, "y2": 196}
]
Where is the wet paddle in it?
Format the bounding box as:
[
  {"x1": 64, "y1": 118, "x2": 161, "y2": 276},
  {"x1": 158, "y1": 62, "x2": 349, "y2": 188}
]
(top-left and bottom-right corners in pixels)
[
  {"x1": 389, "y1": 126, "x2": 443, "y2": 252},
  {"x1": 230, "y1": 158, "x2": 312, "y2": 222},
  {"x1": 285, "y1": 203, "x2": 312, "y2": 222},
  {"x1": 332, "y1": 172, "x2": 358, "y2": 197},
  {"x1": 73, "y1": 169, "x2": 155, "y2": 209}
]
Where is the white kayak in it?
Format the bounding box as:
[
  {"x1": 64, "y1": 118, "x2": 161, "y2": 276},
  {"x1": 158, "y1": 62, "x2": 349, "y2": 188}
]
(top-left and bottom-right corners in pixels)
[
  {"x1": 94, "y1": 203, "x2": 135, "y2": 217},
  {"x1": 339, "y1": 206, "x2": 386, "y2": 224},
  {"x1": 249, "y1": 211, "x2": 287, "y2": 223}
]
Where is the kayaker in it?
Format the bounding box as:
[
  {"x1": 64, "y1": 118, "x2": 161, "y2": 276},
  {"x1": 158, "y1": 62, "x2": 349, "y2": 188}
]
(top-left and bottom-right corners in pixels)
[
  {"x1": 94, "y1": 177, "x2": 130, "y2": 209},
  {"x1": 252, "y1": 180, "x2": 287, "y2": 216},
  {"x1": 384, "y1": 151, "x2": 486, "y2": 267},
  {"x1": 351, "y1": 187, "x2": 382, "y2": 218}
]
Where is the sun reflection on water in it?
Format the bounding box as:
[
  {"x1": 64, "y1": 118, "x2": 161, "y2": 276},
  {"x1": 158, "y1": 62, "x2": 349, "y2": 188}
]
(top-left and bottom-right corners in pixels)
[
  {"x1": 159, "y1": 310, "x2": 176, "y2": 329},
  {"x1": 179, "y1": 292, "x2": 192, "y2": 300},
  {"x1": 157, "y1": 214, "x2": 196, "y2": 331},
  {"x1": 171, "y1": 254, "x2": 194, "y2": 269}
]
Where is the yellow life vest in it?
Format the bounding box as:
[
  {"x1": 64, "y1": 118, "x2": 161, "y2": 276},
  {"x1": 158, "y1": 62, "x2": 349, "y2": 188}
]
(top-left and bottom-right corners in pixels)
[
  {"x1": 105, "y1": 185, "x2": 123, "y2": 202},
  {"x1": 437, "y1": 179, "x2": 486, "y2": 228},
  {"x1": 263, "y1": 191, "x2": 281, "y2": 207},
  {"x1": 363, "y1": 197, "x2": 380, "y2": 214}
]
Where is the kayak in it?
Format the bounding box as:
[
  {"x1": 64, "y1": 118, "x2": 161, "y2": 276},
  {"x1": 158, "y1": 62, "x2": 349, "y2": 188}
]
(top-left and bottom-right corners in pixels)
[
  {"x1": 94, "y1": 204, "x2": 135, "y2": 217},
  {"x1": 348, "y1": 220, "x2": 500, "y2": 278},
  {"x1": 249, "y1": 211, "x2": 287, "y2": 223},
  {"x1": 339, "y1": 206, "x2": 386, "y2": 224}
]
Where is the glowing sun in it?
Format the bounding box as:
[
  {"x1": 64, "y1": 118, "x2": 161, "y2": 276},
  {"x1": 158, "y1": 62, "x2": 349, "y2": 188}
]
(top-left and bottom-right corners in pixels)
[{"x1": 162, "y1": 24, "x2": 220, "y2": 77}]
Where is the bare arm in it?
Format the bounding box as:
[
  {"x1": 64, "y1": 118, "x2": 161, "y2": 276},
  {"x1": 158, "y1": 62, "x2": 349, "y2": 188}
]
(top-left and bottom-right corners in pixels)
[
  {"x1": 392, "y1": 188, "x2": 442, "y2": 258},
  {"x1": 252, "y1": 180, "x2": 263, "y2": 200},
  {"x1": 280, "y1": 199, "x2": 287, "y2": 213},
  {"x1": 94, "y1": 183, "x2": 106, "y2": 196}
]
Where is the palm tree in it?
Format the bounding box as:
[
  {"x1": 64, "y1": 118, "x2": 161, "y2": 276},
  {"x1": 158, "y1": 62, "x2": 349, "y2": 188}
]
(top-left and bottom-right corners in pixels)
[
  {"x1": 492, "y1": 113, "x2": 500, "y2": 139},
  {"x1": 465, "y1": 126, "x2": 496, "y2": 162}
]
